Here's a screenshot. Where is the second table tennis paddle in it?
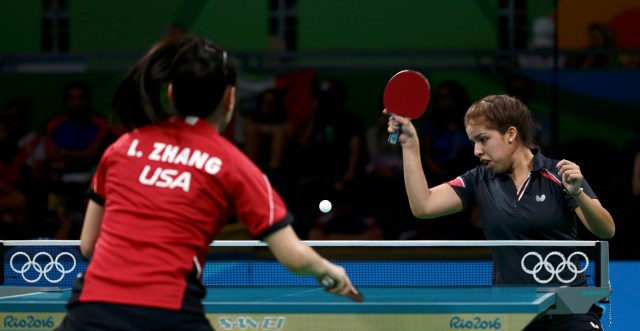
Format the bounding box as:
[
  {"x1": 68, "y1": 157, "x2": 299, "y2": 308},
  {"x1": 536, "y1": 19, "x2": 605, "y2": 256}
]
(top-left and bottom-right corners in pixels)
[{"x1": 383, "y1": 70, "x2": 431, "y2": 144}]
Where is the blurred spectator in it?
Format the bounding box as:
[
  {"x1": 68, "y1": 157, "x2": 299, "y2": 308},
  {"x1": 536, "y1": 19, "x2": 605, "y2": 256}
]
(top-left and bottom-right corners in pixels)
[
  {"x1": 291, "y1": 78, "x2": 369, "y2": 239},
  {"x1": 364, "y1": 112, "x2": 416, "y2": 239},
  {"x1": 45, "y1": 81, "x2": 109, "y2": 239},
  {"x1": 420, "y1": 80, "x2": 475, "y2": 185},
  {"x1": 0, "y1": 97, "x2": 46, "y2": 180},
  {"x1": 0, "y1": 98, "x2": 48, "y2": 239},
  {"x1": 273, "y1": 70, "x2": 318, "y2": 142},
  {"x1": 503, "y1": 73, "x2": 552, "y2": 151},
  {"x1": 566, "y1": 22, "x2": 619, "y2": 69},
  {"x1": 243, "y1": 88, "x2": 291, "y2": 175},
  {"x1": 0, "y1": 119, "x2": 28, "y2": 238},
  {"x1": 518, "y1": 15, "x2": 565, "y2": 70},
  {"x1": 417, "y1": 80, "x2": 482, "y2": 240},
  {"x1": 366, "y1": 113, "x2": 403, "y2": 179},
  {"x1": 299, "y1": 78, "x2": 368, "y2": 194},
  {"x1": 100, "y1": 117, "x2": 127, "y2": 151},
  {"x1": 614, "y1": 125, "x2": 640, "y2": 257},
  {"x1": 620, "y1": 124, "x2": 640, "y2": 199}
]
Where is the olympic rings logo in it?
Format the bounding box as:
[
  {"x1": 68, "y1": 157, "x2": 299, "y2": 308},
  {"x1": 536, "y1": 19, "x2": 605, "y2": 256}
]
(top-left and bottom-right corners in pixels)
[
  {"x1": 521, "y1": 251, "x2": 589, "y2": 284},
  {"x1": 9, "y1": 251, "x2": 77, "y2": 284}
]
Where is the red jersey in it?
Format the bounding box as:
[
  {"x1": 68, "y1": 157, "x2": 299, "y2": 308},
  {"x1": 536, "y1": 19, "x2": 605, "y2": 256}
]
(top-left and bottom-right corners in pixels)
[{"x1": 79, "y1": 116, "x2": 290, "y2": 310}]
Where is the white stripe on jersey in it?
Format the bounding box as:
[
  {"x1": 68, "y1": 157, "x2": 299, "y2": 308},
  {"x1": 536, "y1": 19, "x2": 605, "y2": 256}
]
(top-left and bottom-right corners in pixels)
[
  {"x1": 193, "y1": 255, "x2": 202, "y2": 279},
  {"x1": 263, "y1": 175, "x2": 275, "y2": 226},
  {"x1": 516, "y1": 173, "x2": 532, "y2": 201}
]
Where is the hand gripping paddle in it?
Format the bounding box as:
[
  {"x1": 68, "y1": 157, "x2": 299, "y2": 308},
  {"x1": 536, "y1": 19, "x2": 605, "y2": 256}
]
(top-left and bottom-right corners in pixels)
[
  {"x1": 383, "y1": 70, "x2": 431, "y2": 144},
  {"x1": 321, "y1": 276, "x2": 364, "y2": 302}
]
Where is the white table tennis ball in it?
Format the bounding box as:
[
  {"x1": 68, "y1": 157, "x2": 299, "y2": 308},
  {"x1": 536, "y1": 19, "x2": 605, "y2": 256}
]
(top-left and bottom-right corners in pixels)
[{"x1": 319, "y1": 200, "x2": 332, "y2": 213}]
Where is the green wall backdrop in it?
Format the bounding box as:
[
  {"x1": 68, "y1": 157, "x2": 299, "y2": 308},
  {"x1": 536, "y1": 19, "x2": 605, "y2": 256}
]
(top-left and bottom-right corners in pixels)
[
  {"x1": 0, "y1": 1, "x2": 636, "y2": 150},
  {"x1": 1, "y1": 1, "x2": 557, "y2": 52}
]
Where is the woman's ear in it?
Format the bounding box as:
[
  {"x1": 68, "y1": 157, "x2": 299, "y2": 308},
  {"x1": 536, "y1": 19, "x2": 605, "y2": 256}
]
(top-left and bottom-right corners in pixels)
[{"x1": 508, "y1": 126, "x2": 518, "y2": 140}]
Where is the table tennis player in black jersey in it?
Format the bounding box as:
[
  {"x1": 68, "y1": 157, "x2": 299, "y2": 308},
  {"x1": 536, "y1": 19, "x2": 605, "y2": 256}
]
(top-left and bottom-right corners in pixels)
[{"x1": 386, "y1": 94, "x2": 615, "y2": 330}]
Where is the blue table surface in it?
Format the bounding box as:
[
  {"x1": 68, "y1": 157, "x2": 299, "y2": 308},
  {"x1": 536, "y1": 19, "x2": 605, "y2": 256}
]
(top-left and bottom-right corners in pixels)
[{"x1": 0, "y1": 286, "x2": 556, "y2": 314}]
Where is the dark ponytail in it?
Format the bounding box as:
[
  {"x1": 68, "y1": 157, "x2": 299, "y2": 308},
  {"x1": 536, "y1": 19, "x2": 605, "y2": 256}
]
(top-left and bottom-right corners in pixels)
[{"x1": 113, "y1": 35, "x2": 237, "y2": 130}]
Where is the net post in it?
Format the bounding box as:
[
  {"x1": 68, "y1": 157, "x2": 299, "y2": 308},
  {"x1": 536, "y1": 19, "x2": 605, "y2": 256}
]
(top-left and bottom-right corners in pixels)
[{"x1": 598, "y1": 241, "x2": 610, "y2": 288}]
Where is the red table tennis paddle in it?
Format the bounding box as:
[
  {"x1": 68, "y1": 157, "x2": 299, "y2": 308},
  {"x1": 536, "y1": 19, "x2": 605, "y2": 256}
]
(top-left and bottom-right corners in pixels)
[
  {"x1": 321, "y1": 276, "x2": 364, "y2": 303},
  {"x1": 383, "y1": 70, "x2": 431, "y2": 144}
]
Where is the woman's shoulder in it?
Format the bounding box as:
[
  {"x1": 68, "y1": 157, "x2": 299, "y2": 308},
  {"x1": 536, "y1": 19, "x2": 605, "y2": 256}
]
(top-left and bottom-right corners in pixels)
[
  {"x1": 454, "y1": 163, "x2": 488, "y2": 185},
  {"x1": 533, "y1": 149, "x2": 560, "y2": 172}
]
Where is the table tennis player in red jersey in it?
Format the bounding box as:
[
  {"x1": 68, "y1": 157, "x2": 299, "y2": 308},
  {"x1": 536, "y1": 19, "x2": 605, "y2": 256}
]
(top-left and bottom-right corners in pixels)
[{"x1": 55, "y1": 35, "x2": 359, "y2": 331}]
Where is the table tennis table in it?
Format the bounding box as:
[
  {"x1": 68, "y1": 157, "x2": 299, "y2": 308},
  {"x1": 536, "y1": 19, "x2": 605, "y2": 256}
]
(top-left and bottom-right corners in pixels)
[
  {"x1": 0, "y1": 285, "x2": 555, "y2": 331},
  {"x1": 0, "y1": 240, "x2": 611, "y2": 331}
]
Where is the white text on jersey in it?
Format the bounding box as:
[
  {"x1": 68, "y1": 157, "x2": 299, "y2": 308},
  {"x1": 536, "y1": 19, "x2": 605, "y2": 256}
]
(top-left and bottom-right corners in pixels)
[{"x1": 127, "y1": 139, "x2": 224, "y2": 192}]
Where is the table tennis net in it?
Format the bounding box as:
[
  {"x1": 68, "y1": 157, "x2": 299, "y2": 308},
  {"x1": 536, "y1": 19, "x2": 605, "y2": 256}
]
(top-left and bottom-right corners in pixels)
[{"x1": 1, "y1": 240, "x2": 607, "y2": 288}]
